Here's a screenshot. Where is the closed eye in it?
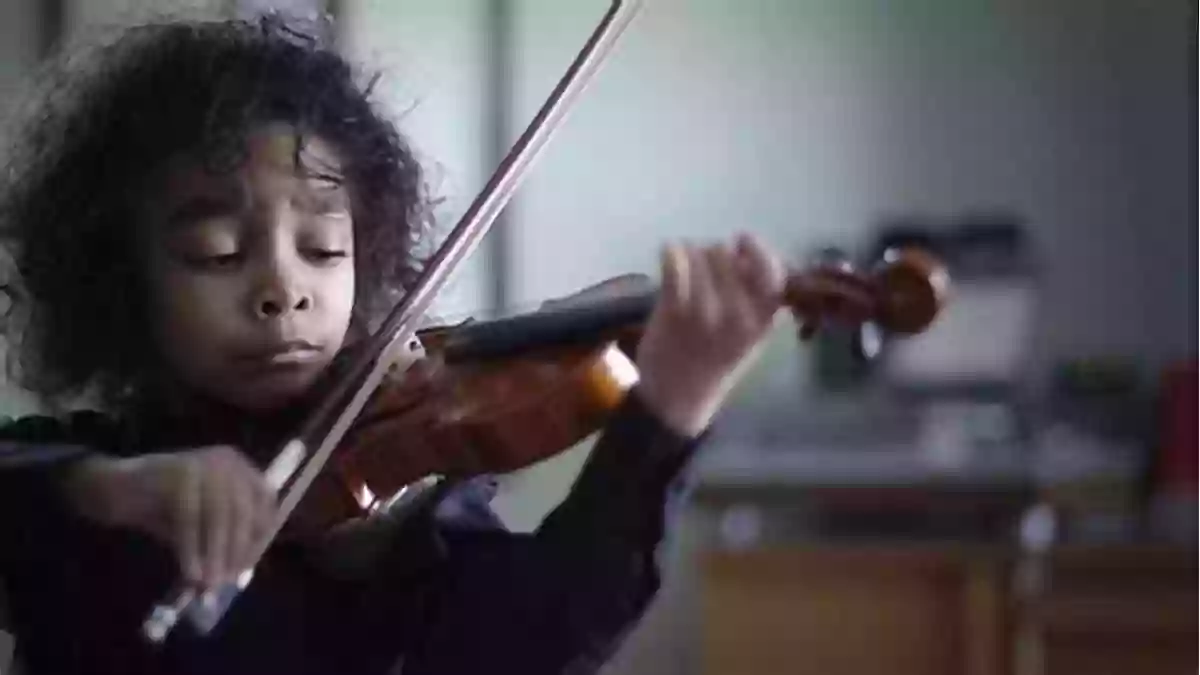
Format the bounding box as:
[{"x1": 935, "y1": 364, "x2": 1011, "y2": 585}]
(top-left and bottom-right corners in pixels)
[
  {"x1": 184, "y1": 252, "x2": 244, "y2": 271},
  {"x1": 305, "y1": 248, "x2": 349, "y2": 264},
  {"x1": 309, "y1": 196, "x2": 351, "y2": 218}
]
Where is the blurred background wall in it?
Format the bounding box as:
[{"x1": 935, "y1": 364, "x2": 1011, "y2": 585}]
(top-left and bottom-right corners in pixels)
[{"x1": 500, "y1": 0, "x2": 1195, "y2": 377}]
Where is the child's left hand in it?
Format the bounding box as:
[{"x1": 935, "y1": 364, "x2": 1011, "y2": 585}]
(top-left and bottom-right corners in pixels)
[{"x1": 635, "y1": 233, "x2": 786, "y2": 437}]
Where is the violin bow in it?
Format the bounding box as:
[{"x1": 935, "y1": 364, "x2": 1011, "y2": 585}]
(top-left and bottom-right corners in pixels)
[{"x1": 143, "y1": 0, "x2": 645, "y2": 643}]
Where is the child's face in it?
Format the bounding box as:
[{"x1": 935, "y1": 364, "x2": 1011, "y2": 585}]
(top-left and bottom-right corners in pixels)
[{"x1": 140, "y1": 124, "x2": 356, "y2": 412}]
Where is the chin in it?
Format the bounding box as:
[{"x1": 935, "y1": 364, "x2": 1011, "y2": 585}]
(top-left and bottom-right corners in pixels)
[{"x1": 222, "y1": 369, "x2": 323, "y2": 413}]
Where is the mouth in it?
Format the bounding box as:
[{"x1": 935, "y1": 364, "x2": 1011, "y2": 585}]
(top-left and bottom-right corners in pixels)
[{"x1": 236, "y1": 340, "x2": 325, "y2": 368}]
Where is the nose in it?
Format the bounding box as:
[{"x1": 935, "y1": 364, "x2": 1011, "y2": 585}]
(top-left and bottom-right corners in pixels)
[
  {"x1": 252, "y1": 262, "x2": 312, "y2": 320},
  {"x1": 255, "y1": 290, "x2": 311, "y2": 319}
]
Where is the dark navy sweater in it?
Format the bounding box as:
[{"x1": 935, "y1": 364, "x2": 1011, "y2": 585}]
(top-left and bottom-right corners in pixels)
[{"x1": 0, "y1": 387, "x2": 701, "y2": 675}]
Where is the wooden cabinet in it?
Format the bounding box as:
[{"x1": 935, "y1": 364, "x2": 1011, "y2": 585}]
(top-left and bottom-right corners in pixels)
[
  {"x1": 700, "y1": 544, "x2": 1195, "y2": 675},
  {"x1": 701, "y1": 546, "x2": 1009, "y2": 675},
  {"x1": 1019, "y1": 545, "x2": 1197, "y2": 675}
]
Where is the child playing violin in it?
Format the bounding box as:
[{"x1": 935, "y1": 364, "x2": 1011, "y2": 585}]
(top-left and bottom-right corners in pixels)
[{"x1": 0, "y1": 14, "x2": 785, "y2": 675}]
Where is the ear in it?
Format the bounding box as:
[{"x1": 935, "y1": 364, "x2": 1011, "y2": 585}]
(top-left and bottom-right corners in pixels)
[{"x1": 539, "y1": 273, "x2": 655, "y2": 312}]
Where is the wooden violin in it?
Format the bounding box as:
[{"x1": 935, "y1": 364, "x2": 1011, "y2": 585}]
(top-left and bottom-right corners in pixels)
[
  {"x1": 141, "y1": 0, "x2": 948, "y2": 642},
  {"x1": 287, "y1": 248, "x2": 948, "y2": 534}
]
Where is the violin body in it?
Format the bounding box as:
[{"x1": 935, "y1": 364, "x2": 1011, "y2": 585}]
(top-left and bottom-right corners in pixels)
[{"x1": 289, "y1": 341, "x2": 640, "y2": 533}]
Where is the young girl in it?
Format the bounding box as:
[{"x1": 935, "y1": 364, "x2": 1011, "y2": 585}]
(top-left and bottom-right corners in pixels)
[{"x1": 0, "y1": 13, "x2": 785, "y2": 675}]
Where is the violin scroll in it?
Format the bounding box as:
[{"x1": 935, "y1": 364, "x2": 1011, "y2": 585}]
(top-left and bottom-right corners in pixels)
[
  {"x1": 783, "y1": 247, "x2": 948, "y2": 339},
  {"x1": 872, "y1": 248, "x2": 949, "y2": 334}
]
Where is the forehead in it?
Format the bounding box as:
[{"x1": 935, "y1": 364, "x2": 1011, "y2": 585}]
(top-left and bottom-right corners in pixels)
[
  {"x1": 242, "y1": 125, "x2": 345, "y2": 178},
  {"x1": 152, "y1": 125, "x2": 347, "y2": 205}
]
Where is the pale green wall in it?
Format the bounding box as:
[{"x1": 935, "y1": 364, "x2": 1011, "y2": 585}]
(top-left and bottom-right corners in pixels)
[
  {"x1": 339, "y1": 0, "x2": 496, "y2": 321},
  {"x1": 0, "y1": 0, "x2": 46, "y2": 420},
  {"x1": 505, "y1": 0, "x2": 1196, "y2": 389}
]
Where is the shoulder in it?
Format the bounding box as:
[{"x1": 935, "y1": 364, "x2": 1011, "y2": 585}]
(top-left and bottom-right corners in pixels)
[{"x1": 0, "y1": 410, "x2": 122, "y2": 447}]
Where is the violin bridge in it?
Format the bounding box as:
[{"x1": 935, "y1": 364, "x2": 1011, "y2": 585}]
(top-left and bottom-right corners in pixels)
[{"x1": 384, "y1": 334, "x2": 427, "y2": 376}]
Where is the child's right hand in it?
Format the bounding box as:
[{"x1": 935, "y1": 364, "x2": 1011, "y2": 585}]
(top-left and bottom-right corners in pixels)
[{"x1": 65, "y1": 448, "x2": 278, "y2": 591}]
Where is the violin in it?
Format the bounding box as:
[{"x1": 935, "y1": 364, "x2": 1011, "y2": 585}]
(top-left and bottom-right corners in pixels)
[
  {"x1": 286, "y1": 248, "x2": 948, "y2": 535},
  {"x1": 141, "y1": 0, "x2": 948, "y2": 642}
]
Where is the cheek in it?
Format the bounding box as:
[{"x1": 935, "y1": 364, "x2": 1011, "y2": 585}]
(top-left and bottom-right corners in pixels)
[
  {"x1": 325, "y1": 265, "x2": 357, "y2": 333},
  {"x1": 150, "y1": 269, "x2": 241, "y2": 351}
]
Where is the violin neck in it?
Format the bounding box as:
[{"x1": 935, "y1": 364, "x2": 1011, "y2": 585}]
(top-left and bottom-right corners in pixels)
[{"x1": 436, "y1": 290, "x2": 658, "y2": 362}]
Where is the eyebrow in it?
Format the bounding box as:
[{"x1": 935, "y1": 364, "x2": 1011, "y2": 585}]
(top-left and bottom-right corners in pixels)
[
  {"x1": 163, "y1": 193, "x2": 246, "y2": 229},
  {"x1": 298, "y1": 160, "x2": 347, "y2": 187}
]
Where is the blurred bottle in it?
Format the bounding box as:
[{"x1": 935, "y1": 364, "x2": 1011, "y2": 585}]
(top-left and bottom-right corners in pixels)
[{"x1": 1147, "y1": 360, "x2": 1197, "y2": 542}]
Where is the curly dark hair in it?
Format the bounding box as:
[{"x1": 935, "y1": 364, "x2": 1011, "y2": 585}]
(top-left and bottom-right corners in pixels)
[{"x1": 0, "y1": 13, "x2": 433, "y2": 410}]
